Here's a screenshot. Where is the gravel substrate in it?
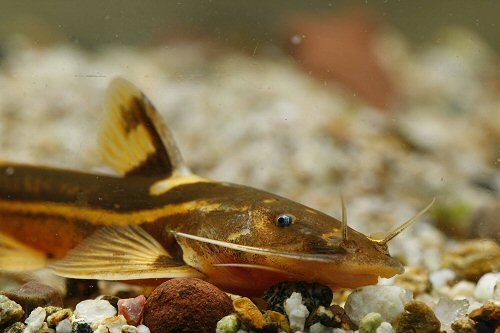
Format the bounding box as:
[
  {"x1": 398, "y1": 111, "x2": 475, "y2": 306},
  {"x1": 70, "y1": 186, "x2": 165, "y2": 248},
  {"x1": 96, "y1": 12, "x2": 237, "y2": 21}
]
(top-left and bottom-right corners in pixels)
[{"x1": 0, "y1": 26, "x2": 499, "y2": 333}]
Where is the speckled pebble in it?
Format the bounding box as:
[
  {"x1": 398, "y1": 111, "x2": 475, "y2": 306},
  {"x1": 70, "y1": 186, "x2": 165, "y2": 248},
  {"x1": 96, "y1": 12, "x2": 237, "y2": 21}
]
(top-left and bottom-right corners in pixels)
[
  {"x1": 396, "y1": 301, "x2": 440, "y2": 333},
  {"x1": 263, "y1": 282, "x2": 333, "y2": 315},
  {"x1": 47, "y1": 308, "x2": 72, "y2": 327},
  {"x1": 305, "y1": 305, "x2": 357, "y2": 331},
  {"x1": 2, "y1": 321, "x2": 26, "y2": 333},
  {"x1": 72, "y1": 321, "x2": 93, "y2": 333},
  {"x1": 43, "y1": 306, "x2": 63, "y2": 317},
  {"x1": 0, "y1": 295, "x2": 24, "y2": 326}
]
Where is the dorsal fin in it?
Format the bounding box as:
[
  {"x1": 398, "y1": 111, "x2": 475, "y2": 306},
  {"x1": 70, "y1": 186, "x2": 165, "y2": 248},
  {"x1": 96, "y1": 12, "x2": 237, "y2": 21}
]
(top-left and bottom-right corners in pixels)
[{"x1": 99, "y1": 78, "x2": 190, "y2": 178}]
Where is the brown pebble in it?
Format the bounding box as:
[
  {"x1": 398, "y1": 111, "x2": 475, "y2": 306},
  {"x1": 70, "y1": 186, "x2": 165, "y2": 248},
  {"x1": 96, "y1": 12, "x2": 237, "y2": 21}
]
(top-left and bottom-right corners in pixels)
[
  {"x1": 263, "y1": 310, "x2": 291, "y2": 333},
  {"x1": 451, "y1": 317, "x2": 478, "y2": 333},
  {"x1": 1, "y1": 281, "x2": 63, "y2": 316},
  {"x1": 396, "y1": 301, "x2": 441, "y2": 333},
  {"x1": 233, "y1": 297, "x2": 266, "y2": 330},
  {"x1": 469, "y1": 302, "x2": 500, "y2": 330},
  {"x1": 142, "y1": 278, "x2": 233, "y2": 333}
]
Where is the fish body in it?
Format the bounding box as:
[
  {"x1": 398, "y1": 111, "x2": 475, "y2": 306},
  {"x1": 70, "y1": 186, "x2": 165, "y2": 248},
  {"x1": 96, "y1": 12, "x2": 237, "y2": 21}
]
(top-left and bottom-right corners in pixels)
[{"x1": 0, "y1": 79, "x2": 420, "y2": 295}]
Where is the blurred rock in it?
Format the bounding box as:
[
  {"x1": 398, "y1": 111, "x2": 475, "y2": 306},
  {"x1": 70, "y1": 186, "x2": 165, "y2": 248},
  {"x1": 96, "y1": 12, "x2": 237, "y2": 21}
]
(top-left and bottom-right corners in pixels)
[
  {"x1": 1, "y1": 281, "x2": 63, "y2": 317},
  {"x1": 142, "y1": 278, "x2": 233, "y2": 333},
  {"x1": 394, "y1": 266, "x2": 431, "y2": 295},
  {"x1": 469, "y1": 200, "x2": 500, "y2": 241},
  {"x1": 285, "y1": 9, "x2": 396, "y2": 110},
  {"x1": 446, "y1": 240, "x2": 500, "y2": 282}
]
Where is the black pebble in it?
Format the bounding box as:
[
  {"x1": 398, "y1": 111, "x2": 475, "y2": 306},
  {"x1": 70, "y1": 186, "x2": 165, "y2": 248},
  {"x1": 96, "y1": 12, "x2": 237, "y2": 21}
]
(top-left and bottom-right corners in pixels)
[{"x1": 72, "y1": 321, "x2": 93, "y2": 333}]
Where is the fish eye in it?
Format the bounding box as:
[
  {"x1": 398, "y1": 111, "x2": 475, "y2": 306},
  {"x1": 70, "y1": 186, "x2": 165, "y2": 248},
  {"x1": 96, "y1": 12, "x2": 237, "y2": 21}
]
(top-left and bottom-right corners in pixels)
[{"x1": 276, "y1": 214, "x2": 294, "y2": 227}]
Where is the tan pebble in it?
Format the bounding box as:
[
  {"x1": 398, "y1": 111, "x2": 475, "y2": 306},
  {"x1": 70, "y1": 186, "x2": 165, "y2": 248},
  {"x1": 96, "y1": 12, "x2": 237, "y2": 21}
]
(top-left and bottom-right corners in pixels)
[
  {"x1": 451, "y1": 317, "x2": 478, "y2": 333},
  {"x1": 263, "y1": 310, "x2": 291, "y2": 333},
  {"x1": 442, "y1": 239, "x2": 500, "y2": 281},
  {"x1": 396, "y1": 301, "x2": 440, "y2": 333},
  {"x1": 47, "y1": 308, "x2": 72, "y2": 327},
  {"x1": 233, "y1": 297, "x2": 266, "y2": 330},
  {"x1": 394, "y1": 266, "x2": 430, "y2": 295}
]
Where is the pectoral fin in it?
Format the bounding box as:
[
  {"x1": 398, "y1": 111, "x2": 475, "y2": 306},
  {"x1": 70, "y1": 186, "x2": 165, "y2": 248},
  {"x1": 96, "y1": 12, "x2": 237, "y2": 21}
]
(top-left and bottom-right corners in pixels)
[
  {"x1": 0, "y1": 233, "x2": 47, "y2": 271},
  {"x1": 50, "y1": 225, "x2": 203, "y2": 280},
  {"x1": 100, "y1": 78, "x2": 190, "y2": 178}
]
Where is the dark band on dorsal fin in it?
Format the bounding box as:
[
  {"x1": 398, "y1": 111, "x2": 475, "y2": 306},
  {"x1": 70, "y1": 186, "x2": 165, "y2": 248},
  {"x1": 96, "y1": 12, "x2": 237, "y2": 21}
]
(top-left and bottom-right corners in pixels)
[{"x1": 99, "y1": 78, "x2": 190, "y2": 178}]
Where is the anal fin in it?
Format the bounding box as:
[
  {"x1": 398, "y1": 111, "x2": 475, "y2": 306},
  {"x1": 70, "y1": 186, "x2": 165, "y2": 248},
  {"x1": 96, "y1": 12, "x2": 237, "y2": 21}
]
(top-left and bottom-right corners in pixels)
[
  {"x1": 50, "y1": 225, "x2": 203, "y2": 280},
  {"x1": 0, "y1": 233, "x2": 47, "y2": 272}
]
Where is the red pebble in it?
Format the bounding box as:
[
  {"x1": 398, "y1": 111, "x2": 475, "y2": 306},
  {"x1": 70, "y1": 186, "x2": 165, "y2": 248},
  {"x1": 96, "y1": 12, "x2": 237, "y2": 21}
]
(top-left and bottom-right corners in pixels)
[{"x1": 118, "y1": 295, "x2": 146, "y2": 326}]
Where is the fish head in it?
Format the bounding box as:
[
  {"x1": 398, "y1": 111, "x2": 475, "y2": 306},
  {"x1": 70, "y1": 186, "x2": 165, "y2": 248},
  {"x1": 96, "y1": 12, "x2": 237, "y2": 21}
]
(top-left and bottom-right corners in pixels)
[{"x1": 174, "y1": 184, "x2": 414, "y2": 294}]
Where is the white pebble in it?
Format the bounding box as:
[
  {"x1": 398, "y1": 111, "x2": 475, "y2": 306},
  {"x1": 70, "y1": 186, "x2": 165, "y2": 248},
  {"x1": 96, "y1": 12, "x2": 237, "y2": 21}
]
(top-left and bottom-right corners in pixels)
[
  {"x1": 75, "y1": 299, "x2": 117, "y2": 324},
  {"x1": 24, "y1": 307, "x2": 46, "y2": 333},
  {"x1": 429, "y1": 269, "x2": 456, "y2": 290},
  {"x1": 121, "y1": 325, "x2": 138, "y2": 333},
  {"x1": 433, "y1": 298, "x2": 469, "y2": 333},
  {"x1": 376, "y1": 322, "x2": 394, "y2": 333},
  {"x1": 344, "y1": 286, "x2": 413, "y2": 324},
  {"x1": 136, "y1": 325, "x2": 150, "y2": 333},
  {"x1": 309, "y1": 322, "x2": 332, "y2": 333},
  {"x1": 448, "y1": 281, "x2": 475, "y2": 299},
  {"x1": 56, "y1": 319, "x2": 72, "y2": 333},
  {"x1": 94, "y1": 315, "x2": 127, "y2": 333},
  {"x1": 474, "y1": 272, "x2": 500, "y2": 302},
  {"x1": 284, "y1": 292, "x2": 309, "y2": 332}
]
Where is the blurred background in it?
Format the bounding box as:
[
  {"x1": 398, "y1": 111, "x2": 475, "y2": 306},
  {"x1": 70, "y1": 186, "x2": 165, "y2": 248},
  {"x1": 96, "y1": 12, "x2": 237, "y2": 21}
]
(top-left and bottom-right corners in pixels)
[{"x1": 0, "y1": 1, "x2": 499, "y2": 51}]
